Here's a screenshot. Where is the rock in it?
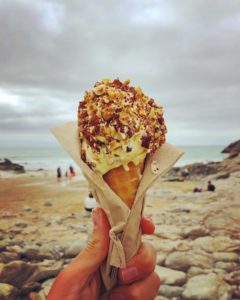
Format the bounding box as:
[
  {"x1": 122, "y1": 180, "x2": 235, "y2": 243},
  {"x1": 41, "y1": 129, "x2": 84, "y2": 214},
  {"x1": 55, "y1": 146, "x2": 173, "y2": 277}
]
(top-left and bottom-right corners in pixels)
[
  {"x1": 192, "y1": 236, "x2": 239, "y2": 253},
  {"x1": 68, "y1": 224, "x2": 87, "y2": 232},
  {"x1": 63, "y1": 240, "x2": 86, "y2": 258},
  {"x1": 48, "y1": 215, "x2": 64, "y2": 225},
  {"x1": 0, "y1": 158, "x2": 25, "y2": 172},
  {"x1": 214, "y1": 261, "x2": 239, "y2": 272},
  {"x1": 6, "y1": 245, "x2": 24, "y2": 256},
  {"x1": 154, "y1": 225, "x2": 183, "y2": 240},
  {"x1": 0, "y1": 261, "x2": 37, "y2": 288},
  {"x1": 156, "y1": 253, "x2": 167, "y2": 265},
  {"x1": 213, "y1": 172, "x2": 230, "y2": 180},
  {"x1": 165, "y1": 250, "x2": 214, "y2": 271},
  {"x1": 0, "y1": 283, "x2": 19, "y2": 300},
  {"x1": 182, "y1": 226, "x2": 209, "y2": 239},
  {"x1": 150, "y1": 240, "x2": 184, "y2": 254},
  {"x1": 158, "y1": 285, "x2": 184, "y2": 298},
  {"x1": 22, "y1": 206, "x2": 33, "y2": 212},
  {"x1": 14, "y1": 221, "x2": 28, "y2": 228},
  {"x1": 0, "y1": 260, "x2": 62, "y2": 288},
  {"x1": 188, "y1": 267, "x2": 212, "y2": 277},
  {"x1": 154, "y1": 296, "x2": 169, "y2": 300},
  {"x1": 44, "y1": 201, "x2": 53, "y2": 207},
  {"x1": 27, "y1": 260, "x2": 63, "y2": 282},
  {"x1": 155, "y1": 266, "x2": 187, "y2": 285},
  {"x1": 227, "y1": 151, "x2": 239, "y2": 159},
  {"x1": 0, "y1": 251, "x2": 20, "y2": 263},
  {"x1": 28, "y1": 292, "x2": 43, "y2": 300},
  {"x1": 222, "y1": 140, "x2": 240, "y2": 153},
  {"x1": 21, "y1": 281, "x2": 41, "y2": 295},
  {"x1": 182, "y1": 273, "x2": 232, "y2": 300},
  {"x1": 213, "y1": 252, "x2": 239, "y2": 262},
  {"x1": 24, "y1": 245, "x2": 61, "y2": 261},
  {"x1": 39, "y1": 278, "x2": 55, "y2": 297}
]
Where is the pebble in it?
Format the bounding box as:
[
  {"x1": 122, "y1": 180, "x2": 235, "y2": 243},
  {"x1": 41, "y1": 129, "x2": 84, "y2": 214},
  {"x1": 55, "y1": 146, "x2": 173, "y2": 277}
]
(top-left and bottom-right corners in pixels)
[
  {"x1": 22, "y1": 206, "x2": 33, "y2": 212},
  {"x1": 44, "y1": 201, "x2": 53, "y2": 207}
]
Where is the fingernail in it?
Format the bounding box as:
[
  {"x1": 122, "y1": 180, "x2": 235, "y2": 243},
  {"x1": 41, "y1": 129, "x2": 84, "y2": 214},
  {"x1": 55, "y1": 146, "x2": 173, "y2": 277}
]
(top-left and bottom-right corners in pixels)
[
  {"x1": 121, "y1": 266, "x2": 138, "y2": 282},
  {"x1": 92, "y1": 208, "x2": 100, "y2": 230},
  {"x1": 110, "y1": 293, "x2": 124, "y2": 300}
]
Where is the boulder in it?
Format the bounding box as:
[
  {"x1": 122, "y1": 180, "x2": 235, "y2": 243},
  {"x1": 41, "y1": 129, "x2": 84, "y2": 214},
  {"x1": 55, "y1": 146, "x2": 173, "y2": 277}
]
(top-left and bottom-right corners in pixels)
[
  {"x1": 222, "y1": 140, "x2": 240, "y2": 153},
  {"x1": 0, "y1": 260, "x2": 62, "y2": 288},
  {"x1": 155, "y1": 265, "x2": 187, "y2": 285},
  {"x1": 165, "y1": 250, "x2": 213, "y2": 271},
  {"x1": 214, "y1": 261, "x2": 239, "y2": 272},
  {"x1": 0, "y1": 158, "x2": 25, "y2": 172},
  {"x1": 182, "y1": 273, "x2": 232, "y2": 300},
  {"x1": 192, "y1": 236, "x2": 240, "y2": 253},
  {"x1": 0, "y1": 261, "x2": 37, "y2": 288},
  {"x1": 213, "y1": 252, "x2": 239, "y2": 262},
  {"x1": 0, "y1": 283, "x2": 19, "y2": 300},
  {"x1": 182, "y1": 226, "x2": 209, "y2": 239},
  {"x1": 23, "y1": 245, "x2": 61, "y2": 261}
]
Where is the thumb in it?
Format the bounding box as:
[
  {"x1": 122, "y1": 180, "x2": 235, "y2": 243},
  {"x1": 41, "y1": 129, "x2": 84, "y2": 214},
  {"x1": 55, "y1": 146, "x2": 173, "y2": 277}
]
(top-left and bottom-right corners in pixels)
[{"x1": 73, "y1": 207, "x2": 110, "y2": 275}]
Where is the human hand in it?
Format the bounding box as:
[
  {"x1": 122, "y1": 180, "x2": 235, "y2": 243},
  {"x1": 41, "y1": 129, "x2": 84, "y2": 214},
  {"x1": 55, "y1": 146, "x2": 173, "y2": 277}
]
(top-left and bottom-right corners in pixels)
[{"x1": 47, "y1": 208, "x2": 160, "y2": 300}]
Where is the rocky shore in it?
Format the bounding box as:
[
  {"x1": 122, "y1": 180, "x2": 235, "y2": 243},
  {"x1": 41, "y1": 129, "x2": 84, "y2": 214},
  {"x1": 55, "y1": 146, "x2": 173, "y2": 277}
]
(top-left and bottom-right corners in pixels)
[{"x1": 0, "y1": 149, "x2": 240, "y2": 300}]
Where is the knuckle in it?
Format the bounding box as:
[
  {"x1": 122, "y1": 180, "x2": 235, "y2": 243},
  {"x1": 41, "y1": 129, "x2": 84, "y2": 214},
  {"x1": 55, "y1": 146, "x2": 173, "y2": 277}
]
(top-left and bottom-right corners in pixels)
[{"x1": 85, "y1": 237, "x2": 101, "y2": 254}]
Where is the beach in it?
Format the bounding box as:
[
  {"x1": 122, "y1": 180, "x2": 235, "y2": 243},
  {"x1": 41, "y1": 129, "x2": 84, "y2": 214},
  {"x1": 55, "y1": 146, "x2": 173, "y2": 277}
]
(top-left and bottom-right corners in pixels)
[{"x1": 0, "y1": 152, "x2": 240, "y2": 300}]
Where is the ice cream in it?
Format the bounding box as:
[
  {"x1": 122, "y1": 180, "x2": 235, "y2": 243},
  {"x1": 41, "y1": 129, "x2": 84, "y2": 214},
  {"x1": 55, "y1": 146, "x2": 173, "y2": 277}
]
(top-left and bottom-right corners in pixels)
[{"x1": 78, "y1": 78, "x2": 167, "y2": 207}]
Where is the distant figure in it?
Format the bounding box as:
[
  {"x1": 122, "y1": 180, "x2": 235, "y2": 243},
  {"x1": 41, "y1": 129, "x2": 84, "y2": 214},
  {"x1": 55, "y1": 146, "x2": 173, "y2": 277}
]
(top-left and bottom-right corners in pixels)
[
  {"x1": 182, "y1": 168, "x2": 190, "y2": 180},
  {"x1": 207, "y1": 181, "x2": 216, "y2": 192},
  {"x1": 84, "y1": 192, "x2": 97, "y2": 213},
  {"x1": 57, "y1": 167, "x2": 62, "y2": 181},
  {"x1": 69, "y1": 165, "x2": 76, "y2": 178},
  {"x1": 65, "y1": 171, "x2": 69, "y2": 178},
  {"x1": 193, "y1": 187, "x2": 202, "y2": 193}
]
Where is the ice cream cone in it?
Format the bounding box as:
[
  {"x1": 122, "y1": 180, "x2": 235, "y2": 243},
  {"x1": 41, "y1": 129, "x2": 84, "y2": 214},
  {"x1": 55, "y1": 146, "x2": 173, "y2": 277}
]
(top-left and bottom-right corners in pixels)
[{"x1": 103, "y1": 161, "x2": 144, "y2": 208}]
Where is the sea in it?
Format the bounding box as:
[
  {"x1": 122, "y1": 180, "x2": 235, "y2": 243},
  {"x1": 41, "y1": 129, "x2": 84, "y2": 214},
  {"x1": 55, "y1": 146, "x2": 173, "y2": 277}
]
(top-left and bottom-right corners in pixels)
[{"x1": 0, "y1": 146, "x2": 228, "y2": 174}]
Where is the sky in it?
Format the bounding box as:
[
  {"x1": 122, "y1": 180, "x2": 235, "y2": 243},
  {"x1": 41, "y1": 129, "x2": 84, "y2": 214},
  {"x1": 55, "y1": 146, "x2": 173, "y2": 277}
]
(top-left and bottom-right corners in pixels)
[{"x1": 0, "y1": 0, "x2": 240, "y2": 148}]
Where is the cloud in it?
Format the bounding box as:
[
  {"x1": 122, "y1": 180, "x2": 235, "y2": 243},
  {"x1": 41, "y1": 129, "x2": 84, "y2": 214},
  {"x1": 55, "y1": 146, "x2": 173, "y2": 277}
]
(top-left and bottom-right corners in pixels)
[{"x1": 0, "y1": 0, "x2": 239, "y2": 146}]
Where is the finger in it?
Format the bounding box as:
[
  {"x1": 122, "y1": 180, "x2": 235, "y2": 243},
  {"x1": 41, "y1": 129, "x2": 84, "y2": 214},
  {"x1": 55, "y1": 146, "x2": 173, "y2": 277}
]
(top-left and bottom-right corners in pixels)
[
  {"x1": 118, "y1": 243, "x2": 157, "y2": 284},
  {"x1": 141, "y1": 217, "x2": 155, "y2": 235},
  {"x1": 47, "y1": 208, "x2": 110, "y2": 299},
  {"x1": 109, "y1": 271, "x2": 160, "y2": 300},
  {"x1": 72, "y1": 207, "x2": 110, "y2": 275}
]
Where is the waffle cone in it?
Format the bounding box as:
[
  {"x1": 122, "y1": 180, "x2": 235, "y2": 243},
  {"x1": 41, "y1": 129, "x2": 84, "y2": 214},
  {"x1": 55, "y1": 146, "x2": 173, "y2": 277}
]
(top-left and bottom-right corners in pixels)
[{"x1": 103, "y1": 161, "x2": 144, "y2": 208}]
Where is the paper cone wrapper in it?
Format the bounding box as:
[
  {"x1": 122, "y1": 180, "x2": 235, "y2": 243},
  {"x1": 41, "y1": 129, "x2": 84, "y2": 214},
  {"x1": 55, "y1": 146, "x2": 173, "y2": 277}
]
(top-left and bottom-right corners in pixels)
[{"x1": 52, "y1": 122, "x2": 184, "y2": 290}]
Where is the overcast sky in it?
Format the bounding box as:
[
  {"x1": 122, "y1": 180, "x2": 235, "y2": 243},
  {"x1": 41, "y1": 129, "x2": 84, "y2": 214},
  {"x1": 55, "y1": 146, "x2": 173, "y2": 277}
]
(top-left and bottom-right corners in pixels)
[{"x1": 0, "y1": 0, "x2": 239, "y2": 148}]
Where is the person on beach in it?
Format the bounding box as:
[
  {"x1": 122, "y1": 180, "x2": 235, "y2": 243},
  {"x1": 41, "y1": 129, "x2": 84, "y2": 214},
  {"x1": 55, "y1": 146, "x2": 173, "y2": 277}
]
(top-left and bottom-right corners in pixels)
[
  {"x1": 182, "y1": 168, "x2": 190, "y2": 180},
  {"x1": 84, "y1": 192, "x2": 97, "y2": 213},
  {"x1": 69, "y1": 165, "x2": 76, "y2": 178},
  {"x1": 47, "y1": 208, "x2": 160, "y2": 300},
  {"x1": 207, "y1": 180, "x2": 216, "y2": 192},
  {"x1": 57, "y1": 167, "x2": 62, "y2": 181}
]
